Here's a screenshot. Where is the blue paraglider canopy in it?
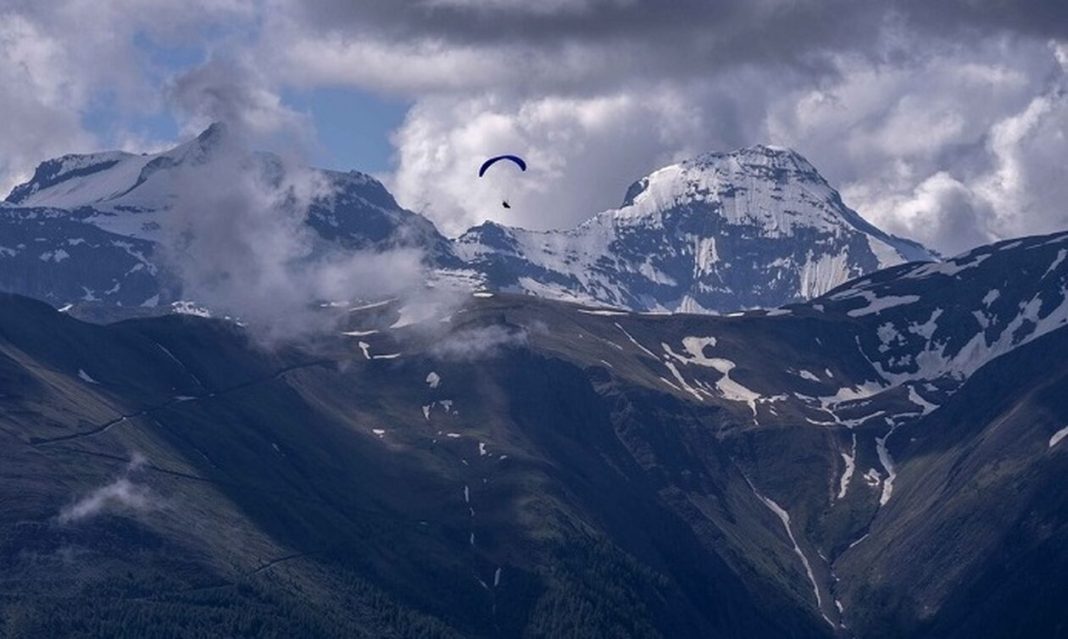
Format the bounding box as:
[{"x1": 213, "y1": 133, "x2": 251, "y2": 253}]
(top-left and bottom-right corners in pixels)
[{"x1": 478, "y1": 154, "x2": 527, "y2": 177}]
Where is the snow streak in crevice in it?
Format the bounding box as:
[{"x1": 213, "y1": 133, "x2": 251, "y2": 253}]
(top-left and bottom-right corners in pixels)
[
  {"x1": 746, "y1": 478, "x2": 833, "y2": 627},
  {"x1": 837, "y1": 432, "x2": 857, "y2": 500}
]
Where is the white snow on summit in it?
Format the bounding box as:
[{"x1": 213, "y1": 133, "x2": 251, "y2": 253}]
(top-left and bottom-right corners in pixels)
[{"x1": 457, "y1": 145, "x2": 935, "y2": 314}]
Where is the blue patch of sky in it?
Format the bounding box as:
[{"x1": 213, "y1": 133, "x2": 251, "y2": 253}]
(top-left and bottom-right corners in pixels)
[
  {"x1": 81, "y1": 30, "x2": 203, "y2": 150},
  {"x1": 285, "y1": 87, "x2": 410, "y2": 174},
  {"x1": 79, "y1": 29, "x2": 408, "y2": 172}
]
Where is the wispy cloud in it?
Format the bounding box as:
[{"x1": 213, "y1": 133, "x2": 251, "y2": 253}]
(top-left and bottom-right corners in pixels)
[
  {"x1": 58, "y1": 453, "x2": 158, "y2": 524},
  {"x1": 151, "y1": 59, "x2": 446, "y2": 342},
  {"x1": 430, "y1": 324, "x2": 532, "y2": 361}
]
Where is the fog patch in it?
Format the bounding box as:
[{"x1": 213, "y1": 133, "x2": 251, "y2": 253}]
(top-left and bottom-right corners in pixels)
[
  {"x1": 430, "y1": 324, "x2": 530, "y2": 361},
  {"x1": 160, "y1": 60, "x2": 438, "y2": 343},
  {"x1": 58, "y1": 453, "x2": 157, "y2": 524}
]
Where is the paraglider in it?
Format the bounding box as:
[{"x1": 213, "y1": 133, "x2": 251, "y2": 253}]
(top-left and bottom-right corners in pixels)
[
  {"x1": 478, "y1": 154, "x2": 526, "y2": 177},
  {"x1": 478, "y1": 155, "x2": 526, "y2": 209}
]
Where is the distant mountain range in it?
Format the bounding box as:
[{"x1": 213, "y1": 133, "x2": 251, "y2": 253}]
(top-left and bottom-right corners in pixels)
[{"x1": 0, "y1": 125, "x2": 936, "y2": 317}]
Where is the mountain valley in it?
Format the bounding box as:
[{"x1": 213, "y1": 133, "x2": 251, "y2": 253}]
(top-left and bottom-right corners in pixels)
[{"x1": 1, "y1": 229, "x2": 1065, "y2": 637}]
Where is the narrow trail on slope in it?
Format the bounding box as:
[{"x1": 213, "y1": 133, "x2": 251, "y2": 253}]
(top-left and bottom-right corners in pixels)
[
  {"x1": 30, "y1": 415, "x2": 131, "y2": 445},
  {"x1": 128, "y1": 546, "x2": 327, "y2": 603},
  {"x1": 29, "y1": 359, "x2": 333, "y2": 446},
  {"x1": 249, "y1": 550, "x2": 323, "y2": 575}
]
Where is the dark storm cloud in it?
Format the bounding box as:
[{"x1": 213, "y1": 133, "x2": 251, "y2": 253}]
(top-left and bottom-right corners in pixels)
[
  {"x1": 902, "y1": 0, "x2": 1068, "y2": 40},
  {"x1": 292, "y1": 0, "x2": 1068, "y2": 65},
  {"x1": 289, "y1": 0, "x2": 868, "y2": 86}
]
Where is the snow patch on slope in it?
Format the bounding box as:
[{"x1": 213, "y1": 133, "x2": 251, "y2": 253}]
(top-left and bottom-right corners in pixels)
[
  {"x1": 837, "y1": 433, "x2": 857, "y2": 500},
  {"x1": 846, "y1": 292, "x2": 921, "y2": 317},
  {"x1": 876, "y1": 425, "x2": 899, "y2": 506},
  {"x1": 800, "y1": 252, "x2": 851, "y2": 299},
  {"x1": 1050, "y1": 426, "x2": 1068, "y2": 449}
]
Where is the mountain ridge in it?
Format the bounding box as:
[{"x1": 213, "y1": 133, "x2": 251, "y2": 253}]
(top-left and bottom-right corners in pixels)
[{"x1": 2, "y1": 128, "x2": 936, "y2": 317}]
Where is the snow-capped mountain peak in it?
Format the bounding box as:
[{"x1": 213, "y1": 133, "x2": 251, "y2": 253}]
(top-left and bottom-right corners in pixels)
[
  {"x1": 3, "y1": 122, "x2": 231, "y2": 212},
  {"x1": 2, "y1": 132, "x2": 934, "y2": 315},
  {"x1": 611, "y1": 145, "x2": 927, "y2": 260},
  {"x1": 620, "y1": 144, "x2": 823, "y2": 211},
  {"x1": 460, "y1": 145, "x2": 937, "y2": 313},
  {"x1": 5, "y1": 150, "x2": 144, "y2": 208},
  {"x1": 0, "y1": 125, "x2": 457, "y2": 309}
]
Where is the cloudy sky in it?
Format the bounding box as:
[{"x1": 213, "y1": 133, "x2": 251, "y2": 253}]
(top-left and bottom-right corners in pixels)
[{"x1": 2, "y1": 0, "x2": 1066, "y2": 254}]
